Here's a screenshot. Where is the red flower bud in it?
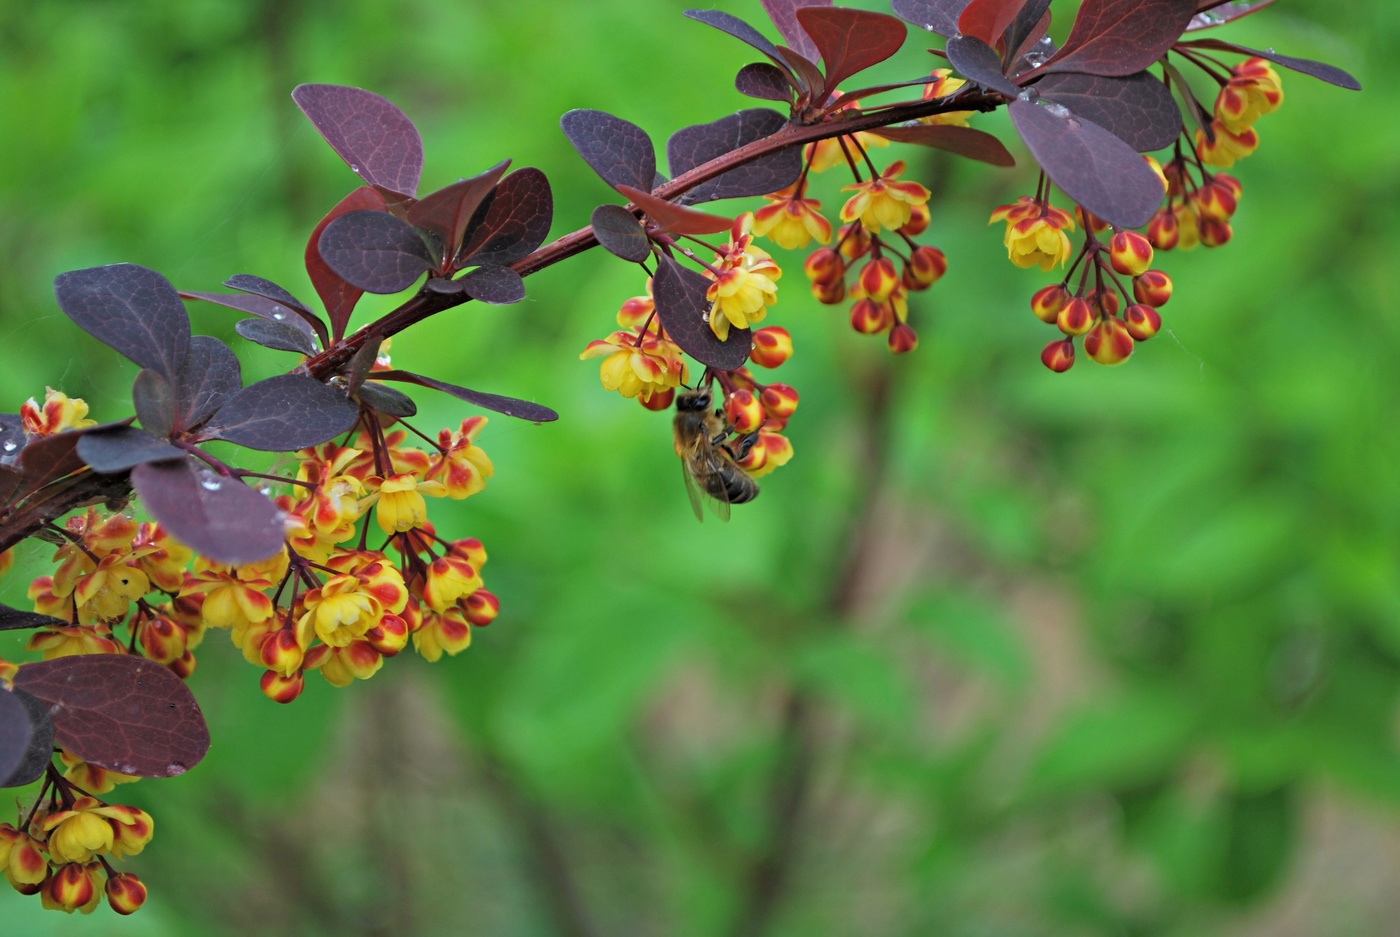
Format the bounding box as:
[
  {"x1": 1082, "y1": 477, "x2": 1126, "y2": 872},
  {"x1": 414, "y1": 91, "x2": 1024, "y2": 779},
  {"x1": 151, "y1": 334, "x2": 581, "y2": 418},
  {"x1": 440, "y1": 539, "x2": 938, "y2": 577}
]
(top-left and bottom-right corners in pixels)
[
  {"x1": 850, "y1": 298, "x2": 892, "y2": 334},
  {"x1": 902, "y1": 245, "x2": 947, "y2": 290},
  {"x1": 1199, "y1": 218, "x2": 1232, "y2": 247},
  {"x1": 1146, "y1": 208, "x2": 1179, "y2": 251},
  {"x1": 106, "y1": 872, "x2": 147, "y2": 915},
  {"x1": 1086, "y1": 287, "x2": 1122, "y2": 319},
  {"x1": 898, "y1": 201, "x2": 930, "y2": 237},
  {"x1": 1124, "y1": 303, "x2": 1162, "y2": 341},
  {"x1": 1084, "y1": 317, "x2": 1135, "y2": 365},
  {"x1": 858, "y1": 256, "x2": 899, "y2": 302},
  {"x1": 638, "y1": 387, "x2": 675, "y2": 411},
  {"x1": 260, "y1": 669, "x2": 305, "y2": 704},
  {"x1": 1041, "y1": 338, "x2": 1075, "y2": 372},
  {"x1": 803, "y1": 247, "x2": 844, "y2": 283},
  {"x1": 1057, "y1": 296, "x2": 1095, "y2": 336},
  {"x1": 1132, "y1": 269, "x2": 1173, "y2": 307},
  {"x1": 760, "y1": 384, "x2": 799, "y2": 419},
  {"x1": 464, "y1": 589, "x2": 499, "y2": 626},
  {"x1": 886, "y1": 323, "x2": 918, "y2": 354},
  {"x1": 1030, "y1": 284, "x2": 1070, "y2": 324},
  {"x1": 1108, "y1": 230, "x2": 1153, "y2": 276},
  {"x1": 749, "y1": 326, "x2": 793, "y2": 368},
  {"x1": 725, "y1": 389, "x2": 765, "y2": 435}
]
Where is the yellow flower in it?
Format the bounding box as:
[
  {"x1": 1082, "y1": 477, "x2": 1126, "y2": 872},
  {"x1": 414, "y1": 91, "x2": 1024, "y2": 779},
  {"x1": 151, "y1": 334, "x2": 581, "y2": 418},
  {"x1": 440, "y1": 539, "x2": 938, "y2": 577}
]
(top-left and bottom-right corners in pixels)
[
  {"x1": 580, "y1": 327, "x2": 689, "y2": 402},
  {"x1": 427, "y1": 417, "x2": 494, "y2": 500},
  {"x1": 751, "y1": 184, "x2": 832, "y2": 250},
  {"x1": 989, "y1": 196, "x2": 1077, "y2": 271},
  {"x1": 839, "y1": 161, "x2": 931, "y2": 233},
  {"x1": 20, "y1": 388, "x2": 96, "y2": 436},
  {"x1": 705, "y1": 214, "x2": 782, "y2": 341},
  {"x1": 919, "y1": 69, "x2": 973, "y2": 127},
  {"x1": 372, "y1": 473, "x2": 445, "y2": 534}
]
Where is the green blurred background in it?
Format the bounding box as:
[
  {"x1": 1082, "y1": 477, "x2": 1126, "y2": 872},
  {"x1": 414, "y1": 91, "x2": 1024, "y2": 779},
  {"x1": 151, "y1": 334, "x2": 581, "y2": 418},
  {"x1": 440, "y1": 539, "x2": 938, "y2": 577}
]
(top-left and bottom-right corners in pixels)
[{"x1": 0, "y1": 0, "x2": 1393, "y2": 934}]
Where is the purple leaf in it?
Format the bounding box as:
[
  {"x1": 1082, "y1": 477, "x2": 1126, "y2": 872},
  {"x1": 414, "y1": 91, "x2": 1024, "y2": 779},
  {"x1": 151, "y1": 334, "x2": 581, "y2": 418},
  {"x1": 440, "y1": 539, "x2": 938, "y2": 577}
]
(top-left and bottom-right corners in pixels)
[
  {"x1": 958, "y1": 0, "x2": 1030, "y2": 46},
  {"x1": 180, "y1": 289, "x2": 321, "y2": 350},
  {"x1": 460, "y1": 265, "x2": 525, "y2": 305},
  {"x1": 77, "y1": 427, "x2": 183, "y2": 473},
  {"x1": 1036, "y1": 70, "x2": 1181, "y2": 151},
  {"x1": 0, "y1": 414, "x2": 23, "y2": 464},
  {"x1": 16, "y1": 431, "x2": 86, "y2": 499},
  {"x1": 1009, "y1": 97, "x2": 1165, "y2": 227},
  {"x1": 0, "y1": 466, "x2": 18, "y2": 505},
  {"x1": 407, "y1": 160, "x2": 511, "y2": 264},
  {"x1": 318, "y1": 210, "x2": 434, "y2": 294},
  {"x1": 591, "y1": 204, "x2": 652, "y2": 263},
  {"x1": 653, "y1": 255, "x2": 752, "y2": 371},
  {"x1": 354, "y1": 381, "x2": 417, "y2": 418},
  {"x1": 374, "y1": 371, "x2": 559, "y2": 422},
  {"x1": 307, "y1": 187, "x2": 384, "y2": 341},
  {"x1": 14, "y1": 654, "x2": 210, "y2": 778},
  {"x1": 616, "y1": 185, "x2": 734, "y2": 236},
  {"x1": 1187, "y1": 0, "x2": 1277, "y2": 30},
  {"x1": 795, "y1": 7, "x2": 907, "y2": 100},
  {"x1": 235, "y1": 317, "x2": 319, "y2": 356},
  {"x1": 0, "y1": 605, "x2": 69, "y2": 632},
  {"x1": 760, "y1": 0, "x2": 829, "y2": 63},
  {"x1": 684, "y1": 9, "x2": 786, "y2": 64},
  {"x1": 54, "y1": 264, "x2": 191, "y2": 383},
  {"x1": 1040, "y1": 0, "x2": 1197, "y2": 78},
  {"x1": 205, "y1": 374, "x2": 358, "y2": 452},
  {"x1": 132, "y1": 369, "x2": 175, "y2": 438},
  {"x1": 1179, "y1": 39, "x2": 1360, "y2": 90},
  {"x1": 667, "y1": 109, "x2": 801, "y2": 204},
  {"x1": 560, "y1": 109, "x2": 657, "y2": 193},
  {"x1": 890, "y1": 0, "x2": 971, "y2": 38},
  {"x1": 0, "y1": 689, "x2": 53, "y2": 788},
  {"x1": 175, "y1": 336, "x2": 241, "y2": 432},
  {"x1": 458, "y1": 168, "x2": 553, "y2": 267},
  {"x1": 223, "y1": 274, "x2": 327, "y2": 347},
  {"x1": 344, "y1": 342, "x2": 380, "y2": 396},
  {"x1": 736, "y1": 63, "x2": 795, "y2": 102},
  {"x1": 871, "y1": 123, "x2": 1017, "y2": 166},
  {"x1": 946, "y1": 35, "x2": 1023, "y2": 96},
  {"x1": 132, "y1": 459, "x2": 285, "y2": 565},
  {"x1": 291, "y1": 84, "x2": 423, "y2": 198},
  {"x1": 1005, "y1": 0, "x2": 1053, "y2": 57}
]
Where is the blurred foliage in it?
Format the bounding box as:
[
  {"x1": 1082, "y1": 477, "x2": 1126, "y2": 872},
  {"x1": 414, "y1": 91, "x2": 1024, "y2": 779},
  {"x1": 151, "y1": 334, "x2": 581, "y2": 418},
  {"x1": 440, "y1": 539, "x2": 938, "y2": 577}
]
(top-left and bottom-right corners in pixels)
[{"x1": 0, "y1": 0, "x2": 1396, "y2": 935}]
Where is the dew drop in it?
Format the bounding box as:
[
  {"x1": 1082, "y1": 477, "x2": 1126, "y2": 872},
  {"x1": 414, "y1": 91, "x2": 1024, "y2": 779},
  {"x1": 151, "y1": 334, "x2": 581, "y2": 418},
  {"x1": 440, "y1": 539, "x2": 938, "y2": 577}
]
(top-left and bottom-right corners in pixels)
[
  {"x1": 349, "y1": 164, "x2": 360, "y2": 173},
  {"x1": 165, "y1": 761, "x2": 188, "y2": 777},
  {"x1": 1044, "y1": 102, "x2": 1072, "y2": 119},
  {"x1": 1263, "y1": 47, "x2": 1275, "y2": 55},
  {"x1": 200, "y1": 477, "x2": 223, "y2": 492},
  {"x1": 272, "y1": 311, "x2": 285, "y2": 320},
  {"x1": 2, "y1": 441, "x2": 15, "y2": 452},
  {"x1": 1022, "y1": 51, "x2": 1047, "y2": 67}
]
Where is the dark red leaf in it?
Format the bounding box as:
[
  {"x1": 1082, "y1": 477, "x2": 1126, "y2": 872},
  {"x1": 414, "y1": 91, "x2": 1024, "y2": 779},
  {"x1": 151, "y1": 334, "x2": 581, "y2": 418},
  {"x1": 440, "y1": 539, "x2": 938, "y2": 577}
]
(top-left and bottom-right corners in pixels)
[
  {"x1": 132, "y1": 459, "x2": 285, "y2": 565},
  {"x1": 344, "y1": 342, "x2": 380, "y2": 395},
  {"x1": 1036, "y1": 70, "x2": 1181, "y2": 151},
  {"x1": 354, "y1": 381, "x2": 417, "y2": 418},
  {"x1": 667, "y1": 109, "x2": 801, "y2": 204},
  {"x1": 14, "y1": 654, "x2": 210, "y2": 778},
  {"x1": 776, "y1": 48, "x2": 827, "y2": 106},
  {"x1": 760, "y1": 0, "x2": 829, "y2": 63},
  {"x1": 77, "y1": 427, "x2": 183, "y2": 473},
  {"x1": 306, "y1": 187, "x2": 384, "y2": 341},
  {"x1": 560, "y1": 109, "x2": 657, "y2": 193},
  {"x1": 615, "y1": 185, "x2": 734, "y2": 236},
  {"x1": 736, "y1": 63, "x2": 796, "y2": 102},
  {"x1": 318, "y1": 210, "x2": 434, "y2": 294},
  {"x1": 291, "y1": 84, "x2": 423, "y2": 199},
  {"x1": 1009, "y1": 97, "x2": 1165, "y2": 227},
  {"x1": 16, "y1": 431, "x2": 85, "y2": 499},
  {"x1": 946, "y1": 34, "x2": 1023, "y2": 96},
  {"x1": 0, "y1": 689, "x2": 53, "y2": 788},
  {"x1": 0, "y1": 605, "x2": 69, "y2": 631},
  {"x1": 234, "y1": 317, "x2": 319, "y2": 356},
  {"x1": 458, "y1": 168, "x2": 553, "y2": 267},
  {"x1": 174, "y1": 336, "x2": 241, "y2": 433},
  {"x1": 406, "y1": 160, "x2": 511, "y2": 263},
  {"x1": 1187, "y1": 0, "x2": 1276, "y2": 30},
  {"x1": 0, "y1": 414, "x2": 23, "y2": 463},
  {"x1": 958, "y1": 0, "x2": 1029, "y2": 47},
  {"x1": 180, "y1": 289, "x2": 321, "y2": 351},
  {"x1": 889, "y1": 0, "x2": 971, "y2": 38},
  {"x1": 1005, "y1": 0, "x2": 1053, "y2": 60},
  {"x1": 871, "y1": 123, "x2": 1017, "y2": 166},
  {"x1": 0, "y1": 466, "x2": 21, "y2": 505},
  {"x1": 1179, "y1": 39, "x2": 1360, "y2": 90},
  {"x1": 652, "y1": 255, "x2": 752, "y2": 371},
  {"x1": 1040, "y1": 0, "x2": 1197, "y2": 78},
  {"x1": 373, "y1": 371, "x2": 559, "y2": 422},
  {"x1": 460, "y1": 265, "x2": 525, "y2": 305},
  {"x1": 54, "y1": 264, "x2": 191, "y2": 383},
  {"x1": 794, "y1": 7, "x2": 907, "y2": 100},
  {"x1": 132, "y1": 369, "x2": 175, "y2": 438},
  {"x1": 204, "y1": 374, "x2": 359, "y2": 452},
  {"x1": 592, "y1": 204, "x2": 653, "y2": 263}
]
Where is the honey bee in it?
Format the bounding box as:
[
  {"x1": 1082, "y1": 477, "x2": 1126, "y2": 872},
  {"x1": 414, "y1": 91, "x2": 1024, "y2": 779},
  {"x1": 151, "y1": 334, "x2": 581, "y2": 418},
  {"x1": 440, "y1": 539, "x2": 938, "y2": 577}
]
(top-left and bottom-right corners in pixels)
[{"x1": 673, "y1": 385, "x2": 759, "y2": 522}]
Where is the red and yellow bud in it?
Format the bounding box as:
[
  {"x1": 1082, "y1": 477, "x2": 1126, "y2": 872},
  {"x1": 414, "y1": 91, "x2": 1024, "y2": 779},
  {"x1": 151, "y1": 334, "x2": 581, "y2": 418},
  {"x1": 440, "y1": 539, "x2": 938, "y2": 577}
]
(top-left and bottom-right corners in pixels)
[
  {"x1": 1124, "y1": 303, "x2": 1162, "y2": 341},
  {"x1": 464, "y1": 589, "x2": 500, "y2": 627},
  {"x1": 422, "y1": 555, "x2": 482, "y2": 613},
  {"x1": 749, "y1": 327, "x2": 793, "y2": 368},
  {"x1": 366, "y1": 614, "x2": 409, "y2": 656},
  {"x1": 899, "y1": 201, "x2": 930, "y2": 237},
  {"x1": 810, "y1": 276, "x2": 846, "y2": 305},
  {"x1": 258, "y1": 627, "x2": 305, "y2": 677},
  {"x1": 1086, "y1": 287, "x2": 1122, "y2": 319},
  {"x1": 1199, "y1": 217, "x2": 1232, "y2": 247},
  {"x1": 887, "y1": 323, "x2": 919, "y2": 354},
  {"x1": 638, "y1": 387, "x2": 675, "y2": 411},
  {"x1": 1132, "y1": 270, "x2": 1173, "y2": 307},
  {"x1": 858, "y1": 257, "x2": 899, "y2": 302},
  {"x1": 837, "y1": 223, "x2": 872, "y2": 262},
  {"x1": 1108, "y1": 231, "x2": 1154, "y2": 276},
  {"x1": 1195, "y1": 121, "x2": 1258, "y2": 169},
  {"x1": 1146, "y1": 208, "x2": 1180, "y2": 251},
  {"x1": 760, "y1": 384, "x2": 799, "y2": 419},
  {"x1": 99, "y1": 804, "x2": 153, "y2": 859},
  {"x1": 1, "y1": 824, "x2": 48, "y2": 889},
  {"x1": 803, "y1": 247, "x2": 844, "y2": 283},
  {"x1": 42, "y1": 862, "x2": 100, "y2": 913},
  {"x1": 850, "y1": 298, "x2": 893, "y2": 335},
  {"x1": 1195, "y1": 177, "x2": 1239, "y2": 222},
  {"x1": 105, "y1": 872, "x2": 147, "y2": 915},
  {"x1": 1083, "y1": 317, "x2": 1135, "y2": 365},
  {"x1": 260, "y1": 668, "x2": 305, "y2": 703},
  {"x1": 902, "y1": 245, "x2": 947, "y2": 290},
  {"x1": 1030, "y1": 284, "x2": 1070, "y2": 324},
  {"x1": 1041, "y1": 338, "x2": 1076, "y2": 373},
  {"x1": 1056, "y1": 297, "x2": 1095, "y2": 337},
  {"x1": 315, "y1": 641, "x2": 384, "y2": 687},
  {"x1": 724, "y1": 390, "x2": 765, "y2": 435},
  {"x1": 414, "y1": 608, "x2": 472, "y2": 662},
  {"x1": 136, "y1": 613, "x2": 188, "y2": 665}
]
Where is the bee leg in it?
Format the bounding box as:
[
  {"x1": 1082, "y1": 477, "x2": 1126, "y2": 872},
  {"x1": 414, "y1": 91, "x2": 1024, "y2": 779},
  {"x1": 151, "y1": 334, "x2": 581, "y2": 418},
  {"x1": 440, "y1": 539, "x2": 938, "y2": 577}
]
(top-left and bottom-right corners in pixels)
[{"x1": 729, "y1": 430, "x2": 760, "y2": 461}]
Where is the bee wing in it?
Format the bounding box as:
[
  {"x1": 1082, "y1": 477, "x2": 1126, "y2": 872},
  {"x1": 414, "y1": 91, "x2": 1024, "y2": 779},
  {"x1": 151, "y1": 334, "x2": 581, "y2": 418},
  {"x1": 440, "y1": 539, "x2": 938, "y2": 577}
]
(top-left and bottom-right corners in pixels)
[{"x1": 681, "y1": 459, "x2": 706, "y2": 523}]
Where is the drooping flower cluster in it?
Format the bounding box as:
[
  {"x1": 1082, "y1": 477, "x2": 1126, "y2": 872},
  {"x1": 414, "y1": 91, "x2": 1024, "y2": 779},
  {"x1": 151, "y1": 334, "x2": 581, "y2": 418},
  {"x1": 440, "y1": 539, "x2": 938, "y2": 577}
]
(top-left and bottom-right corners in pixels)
[
  {"x1": 704, "y1": 214, "x2": 782, "y2": 342},
  {"x1": 1194, "y1": 57, "x2": 1283, "y2": 169},
  {"x1": 718, "y1": 327, "x2": 797, "y2": 479},
  {"x1": 580, "y1": 282, "x2": 690, "y2": 411}
]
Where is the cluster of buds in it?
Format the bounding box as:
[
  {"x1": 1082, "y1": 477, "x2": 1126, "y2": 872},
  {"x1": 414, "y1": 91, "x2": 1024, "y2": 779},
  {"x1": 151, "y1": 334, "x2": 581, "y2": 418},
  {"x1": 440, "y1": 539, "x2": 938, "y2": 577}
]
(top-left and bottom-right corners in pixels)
[
  {"x1": 703, "y1": 214, "x2": 782, "y2": 342},
  {"x1": 0, "y1": 766, "x2": 152, "y2": 915},
  {"x1": 714, "y1": 327, "x2": 797, "y2": 479},
  {"x1": 1148, "y1": 157, "x2": 1243, "y2": 252},
  {"x1": 580, "y1": 281, "x2": 690, "y2": 411},
  {"x1": 1194, "y1": 57, "x2": 1284, "y2": 170}
]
